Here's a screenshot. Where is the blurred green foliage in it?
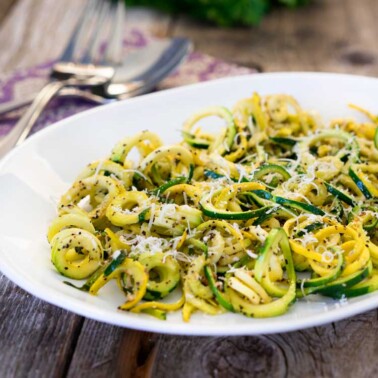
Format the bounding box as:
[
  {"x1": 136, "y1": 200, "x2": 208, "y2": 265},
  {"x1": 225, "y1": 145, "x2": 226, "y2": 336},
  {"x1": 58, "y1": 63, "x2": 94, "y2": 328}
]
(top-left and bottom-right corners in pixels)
[{"x1": 126, "y1": 0, "x2": 309, "y2": 27}]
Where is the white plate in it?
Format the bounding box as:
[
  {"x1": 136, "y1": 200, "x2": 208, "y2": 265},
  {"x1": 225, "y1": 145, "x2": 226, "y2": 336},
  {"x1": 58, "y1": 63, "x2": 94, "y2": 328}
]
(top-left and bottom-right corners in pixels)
[{"x1": 1, "y1": 73, "x2": 378, "y2": 336}]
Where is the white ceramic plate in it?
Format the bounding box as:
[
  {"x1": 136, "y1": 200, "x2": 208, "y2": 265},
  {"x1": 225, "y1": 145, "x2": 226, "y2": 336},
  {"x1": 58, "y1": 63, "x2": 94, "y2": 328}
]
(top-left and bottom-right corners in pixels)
[{"x1": 1, "y1": 73, "x2": 378, "y2": 336}]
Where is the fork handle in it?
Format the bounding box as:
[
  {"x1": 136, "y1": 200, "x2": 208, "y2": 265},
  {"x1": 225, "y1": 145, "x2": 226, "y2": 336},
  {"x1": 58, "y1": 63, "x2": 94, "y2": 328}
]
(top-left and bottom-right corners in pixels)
[{"x1": 0, "y1": 81, "x2": 66, "y2": 159}]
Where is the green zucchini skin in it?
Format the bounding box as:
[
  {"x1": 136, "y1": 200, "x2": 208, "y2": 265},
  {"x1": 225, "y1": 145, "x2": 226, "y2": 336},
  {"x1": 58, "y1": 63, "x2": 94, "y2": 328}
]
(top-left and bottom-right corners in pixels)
[
  {"x1": 295, "y1": 222, "x2": 323, "y2": 237},
  {"x1": 201, "y1": 184, "x2": 325, "y2": 221},
  {"x1": 138, "y1": 208, "x2": 150, "y2": 223},
  {"x1": 138, "y1": 252, "x2": 181, "y2": 300},
  {"x1": 182, "y1": 106, "x2": 236, "y2": 155},
  {"x1": 296, "y1": 254, "x2": 345, "y2": 296},
  {"x1": 182, "y1": 131, "x2": 210, "y2": 149},
  {"x1": 64, "y1": 267, "x2": 104, "y2": 292},
  {"x1": 348, "y1": 205, "x2": 378, "y2": 233},
  {"x1": 274, "y1": 196, "x2": 325, "y2": 216},
  {"x1": 203, "y1": 169, "x2": 250, "y2": 183},
  {"x1": 297, "y1": 129, "x2": 360, "y2": 163},
  {"x1": 64, "y1": 251, "x2": 127, "y2": 292},
  {"x1": 269, "y1": 137, "x2": 297, "y2": 146},
  {"x1": 349, "y1": 166, "x2": 372, "y2": 199},
  {"x1": 226, "y1": 228, "x2": 296, "y2": 318},
  {"x1": 252, "y1": 190, "x2": 273, "y2": 200},
  {"x1": 252, "y1": 206, "x2": 283, "y2": 226},
  {"x1": 200, "y1": 200, "x2": 273, "y2": 220},
  {"x1": 150, "y1": 176, "x2": 187, "y2": 196},
  {"x1": 104, "y1": 252, "x2": 128, "y2": 276},
  {"x1": 252, "y1": 164, "x2": 291, "y2": 183},
  {"x1": 150, "y1": 164, "x2": 195, "y2": 197},
  {"x1": 141, "y1": 308, "x2": 167, "y2": 320},
  {"x1": 204, "y1": 169, "x2": 227, "y2": 180},
  {"x1": 325, "y1": 182, "x2": 356, "y2": 206},
  {"x1": 252, "y1": 190, "x2": 325, "y2": 216},
  {"x1": 342, "y1": 271, "x2": 378, "y2": 298},
  {"x1": 204, "y1": 164, "x2": 292, "y2": 189},
  {"x1": 312, "y1": 262, "x2": 372, "y2": 299},
  {"x1": 204, "y1": 266, "x2": 234, "y2": 312}
]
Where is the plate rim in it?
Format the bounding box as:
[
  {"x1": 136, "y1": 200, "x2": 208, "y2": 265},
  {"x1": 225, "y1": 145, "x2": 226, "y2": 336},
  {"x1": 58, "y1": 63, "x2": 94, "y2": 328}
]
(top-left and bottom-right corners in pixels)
[
  {"x1": 1, "y1": 71, "x2": 378, "y2": 336},
  {"x1": 2, "y1": 70, "x2": 378, "y2": 167}
]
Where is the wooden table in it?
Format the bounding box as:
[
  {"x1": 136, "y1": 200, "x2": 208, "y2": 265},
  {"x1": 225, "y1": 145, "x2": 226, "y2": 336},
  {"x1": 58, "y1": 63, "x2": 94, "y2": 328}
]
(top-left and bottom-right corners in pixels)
[{"x1": 1, "y1": 1, "x2": 378, "y2": 377}]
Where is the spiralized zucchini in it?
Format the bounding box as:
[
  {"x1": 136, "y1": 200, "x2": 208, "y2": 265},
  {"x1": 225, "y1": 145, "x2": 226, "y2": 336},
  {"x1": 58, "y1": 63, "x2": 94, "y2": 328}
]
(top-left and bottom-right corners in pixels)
[{"x1": 48, "y1": 92, "x2": 378, "y2": 321}]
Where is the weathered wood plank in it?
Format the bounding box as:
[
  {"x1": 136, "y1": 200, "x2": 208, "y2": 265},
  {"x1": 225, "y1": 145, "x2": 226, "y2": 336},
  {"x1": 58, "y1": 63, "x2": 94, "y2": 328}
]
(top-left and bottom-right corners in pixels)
[
  {"x1": 172, "y1": 0, "x2": 378, "y2": 76},
  {"x1": 66, "y1": 321, "x2": 124, "y2": 378},
  {"x1": 268, "y1": 309, "x2": 378, "y2": 377},
  {"x1": 115, "y1": 330, "x2": 158, "y2": 378},
  {"x1": 0, "y1": 273, "x2": 83, "y2": 378},
  {"x1": 153, "y1": 334, "x2": 287, "y2": 378},
  {"x1": 67, "y1": 324, "x2": 159, "y2": 378},
  {"x1": 152, "y1": 309, "x2": 378, "y2": 378}
]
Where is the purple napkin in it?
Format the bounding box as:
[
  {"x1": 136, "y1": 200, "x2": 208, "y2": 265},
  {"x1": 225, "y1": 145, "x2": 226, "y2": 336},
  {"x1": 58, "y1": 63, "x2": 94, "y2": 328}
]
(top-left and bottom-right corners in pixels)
[{"x1": 0, "y1": 29, "x2": 254, "y2": 137}]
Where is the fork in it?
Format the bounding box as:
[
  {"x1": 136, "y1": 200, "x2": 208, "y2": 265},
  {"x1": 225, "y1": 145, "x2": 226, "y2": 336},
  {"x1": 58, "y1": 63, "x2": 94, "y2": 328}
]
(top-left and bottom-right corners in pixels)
[
  {"x1": 0, "y1": 37, "x2": 192, "y2": 116},
  {"x1": 0, "y1": 0, "x2": 125, "y2": 159}
]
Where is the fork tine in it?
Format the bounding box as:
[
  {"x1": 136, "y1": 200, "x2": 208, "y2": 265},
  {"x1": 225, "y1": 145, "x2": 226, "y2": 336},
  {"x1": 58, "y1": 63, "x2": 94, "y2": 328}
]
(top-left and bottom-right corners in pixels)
[
  {"x1": 63, "y1": 0, "x2": 125, "y2": 66},
  {"x1": 59, "y1": 0, "x2": 97, "y2": 62},
  {"x1": 101, "y1": 0, "x2": 126, "y2": 65},
  {"x1": 79, "y1": 0, "x2": 110, "y2": 64}
]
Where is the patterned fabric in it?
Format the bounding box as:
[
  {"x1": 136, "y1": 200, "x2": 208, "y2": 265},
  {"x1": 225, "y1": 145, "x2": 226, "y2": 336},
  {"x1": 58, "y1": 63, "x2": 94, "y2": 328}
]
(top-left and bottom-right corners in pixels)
[{"x1": 0, "y1": 29, "x2": 254, "y2": 137}]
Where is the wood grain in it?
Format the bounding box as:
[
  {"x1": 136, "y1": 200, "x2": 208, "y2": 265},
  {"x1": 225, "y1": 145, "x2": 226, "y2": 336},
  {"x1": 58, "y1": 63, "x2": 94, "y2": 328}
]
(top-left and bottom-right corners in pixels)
[
  {"x1": 115, "y1": 330, "x2": 158, "y2": 378},
  {"x1": 0, "y1": 273, "x2": 83, "y2": 378},
  {"x1": 268, "y1": 310, "x2": 378, "y2": 377},
  {"x1": 172, "y1": 0, "x2": 378, "y2": 75},
  {"x1": 67, "y1": 322, "x2": 159, "y2": 378},
  {"x1": 153, "y1": 335, "x2": 287, "y2": 378},
  {"x1": 66, "y1": 321, "x2": 125, "y2": 378},
  {"x1": 153, "y1": 309, "x2": 378, "y2": 378}
]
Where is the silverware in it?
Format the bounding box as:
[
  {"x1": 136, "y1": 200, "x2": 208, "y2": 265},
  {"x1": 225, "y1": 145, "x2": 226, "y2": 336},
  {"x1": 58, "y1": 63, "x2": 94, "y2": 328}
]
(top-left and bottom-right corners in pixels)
[
  {"x1": 0, "y1": 0, "x2": 125, "y2": 158},
  {"x1": 105, "y1": 37, "x2": 192, "y2": 98},
  {"x1": 0, "y1": 37, "x2": 192, "y2": 116},
  {"x1": 0, "y1": 89, "x2": 115, "y2": 117}
]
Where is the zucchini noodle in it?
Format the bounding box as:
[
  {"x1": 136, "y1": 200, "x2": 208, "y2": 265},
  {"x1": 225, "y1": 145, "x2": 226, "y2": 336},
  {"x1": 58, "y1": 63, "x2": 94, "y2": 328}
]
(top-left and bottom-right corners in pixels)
[{"x1": 48, "y1": 92, "x2": 378, "y2": 321}]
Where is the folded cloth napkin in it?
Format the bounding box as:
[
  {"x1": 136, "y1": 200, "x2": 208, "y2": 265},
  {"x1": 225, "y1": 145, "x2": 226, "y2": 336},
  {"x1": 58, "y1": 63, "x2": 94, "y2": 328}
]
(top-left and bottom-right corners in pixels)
[{"x1": 0, "y1": 29, "x2": 254, "y2": 138}]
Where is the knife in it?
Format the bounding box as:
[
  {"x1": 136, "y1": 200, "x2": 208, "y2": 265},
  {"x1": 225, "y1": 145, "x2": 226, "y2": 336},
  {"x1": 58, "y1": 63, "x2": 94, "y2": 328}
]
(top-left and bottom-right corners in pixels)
[{"x1": 0, "y1": 37, "x2": 192, "y2": 116}]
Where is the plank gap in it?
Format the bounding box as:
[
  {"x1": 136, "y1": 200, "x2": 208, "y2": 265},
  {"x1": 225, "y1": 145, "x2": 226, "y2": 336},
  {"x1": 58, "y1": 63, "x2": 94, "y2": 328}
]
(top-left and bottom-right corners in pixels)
[{"x1": 59, "y1": 316, "x2": 86, "y2": 378}]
